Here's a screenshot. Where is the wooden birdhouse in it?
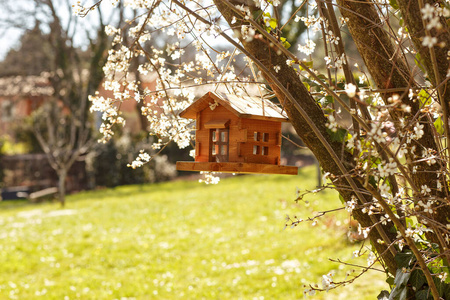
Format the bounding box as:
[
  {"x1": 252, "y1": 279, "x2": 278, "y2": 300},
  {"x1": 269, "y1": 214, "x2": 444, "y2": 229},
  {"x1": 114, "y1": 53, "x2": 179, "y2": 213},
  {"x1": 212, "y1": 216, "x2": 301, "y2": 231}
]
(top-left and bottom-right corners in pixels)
[{"x1": 176, "y1": 92, "x2": 298, "y2": 175}]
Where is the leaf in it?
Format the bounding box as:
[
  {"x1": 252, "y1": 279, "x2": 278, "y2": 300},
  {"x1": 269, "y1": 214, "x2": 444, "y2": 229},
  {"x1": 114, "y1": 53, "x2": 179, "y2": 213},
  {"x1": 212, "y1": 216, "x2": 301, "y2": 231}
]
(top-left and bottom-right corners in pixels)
[
  {"x1": 414, "y1": 53, "x2": 426, "y2": 74},
  {"x1": 395, "y1": 251, "x2": 414, "y2": 268},
  {"x1": 269, "y1": 18, "x2": 277, "y2": 29},
  {"x1": 369, "y1": 176, "x2": 377, "y2": 189},
  {"x1": 304, "y1": 61, "x2": 313, "y2": 68},
  {"x1": 434, "y1": 116, "x2": 444, "y2": 135},
  {"x1": 325, "y1": 95, "x2": 334, "y2": 105},
  {"x1": 389, "y1": 285, "x2": 407, "y2": 300},
  {"x1": 415, "y1": 290, "x2": 431, "y2": 300},
  {"x1": 418, "y1": 89, "x2": 432, "y2": 106},
  {"x1": 445, "y1": 283, "x2": 450, "y2": 300},
  {"x1": 389, "y1": 269, "x2": 411, "y2": 300},
  {"x1": 303, "y1": 82, "x2": 310, "y2": 91},
  {"x1": 299, "y1": 61, "x2": 313, "y2": 70},
  {"x1": 394, "y1": 268, "x2": 411, "y2": 287},
  {"x1": 386, "y1": 276, "x2": 395, "y2": 286},
  {"x1": 397, "y1": 287, "x2": 407, "y2": 300},
  {"x1": 389, "y1": 0, "x2": 399, "y2": 9},
  {"x1": 328, "y1": 128, "x2": 348, "y2": 143},
  {"x1": 405, "y1": 217, "x2": 415, "y2": 228},
  {"x1": 345, "y1": 132, "x2": 352, "y2": 142},
  {"x1": 377, "y1": 290, "x2": 389, "y2": 300},
  {"x1": 410, "y1": 269, "x2": 426, "y2": 290},
  {"x1": 318, "y1": 95, "x2": 334, "y2": 106},
  {"x1": 316, "y1": 74, "x2": 327, "y2": 81},
  {"x1": 339, "y1": 193, "x2": 345, "y2": 204},
  {"x1": 433, "y1": 276, "x2": 448, "y2": 297},
  {"x1": 371, "y1": 157, "x2": 382, "y2": 168},
  {"x1": 280, "y1": 37, "x2": 291, "y2": 49},
  {"x1": 389, "y1": 225, "x2": 397, "y2": 234}
]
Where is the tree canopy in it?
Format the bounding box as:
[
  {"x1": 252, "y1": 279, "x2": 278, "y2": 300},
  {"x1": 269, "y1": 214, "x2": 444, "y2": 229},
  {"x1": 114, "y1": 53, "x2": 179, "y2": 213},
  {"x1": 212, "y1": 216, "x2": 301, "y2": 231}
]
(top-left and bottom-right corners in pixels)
[{"x1": 0, "y1": 23, "x2": 52, "y2": 77}]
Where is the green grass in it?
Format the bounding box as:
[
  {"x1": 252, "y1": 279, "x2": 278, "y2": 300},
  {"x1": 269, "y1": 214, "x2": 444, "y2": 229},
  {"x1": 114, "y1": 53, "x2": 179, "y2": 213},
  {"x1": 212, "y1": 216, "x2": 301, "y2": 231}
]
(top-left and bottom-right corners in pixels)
[{"x1": 0, "y1": 166, "x2": 388, "y2": 299}]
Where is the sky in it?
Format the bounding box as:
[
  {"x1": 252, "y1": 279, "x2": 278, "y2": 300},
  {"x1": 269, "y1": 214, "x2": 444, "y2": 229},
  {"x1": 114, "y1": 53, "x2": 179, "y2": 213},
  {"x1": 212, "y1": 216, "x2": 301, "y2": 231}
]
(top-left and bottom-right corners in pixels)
[
  {"x1": 0, "y1": 28, "x2": 24, "y2": 59},
  {"x1": 0, "y1": 0, "x2": 116, "y2": 61}
]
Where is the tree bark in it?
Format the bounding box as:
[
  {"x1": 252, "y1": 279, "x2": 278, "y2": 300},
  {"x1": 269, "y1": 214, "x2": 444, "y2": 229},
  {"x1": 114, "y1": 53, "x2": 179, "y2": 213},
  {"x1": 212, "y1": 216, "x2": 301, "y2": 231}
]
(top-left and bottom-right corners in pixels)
[
  {"x1": 58, "y1": 169, "x2": 67, "y2": 207},
  {"x1": 337, "y1": 0, "x2": 450, "y2": 255},
  {"x1": 396, "y1": 0, "x2": 450, "y2": 105}
]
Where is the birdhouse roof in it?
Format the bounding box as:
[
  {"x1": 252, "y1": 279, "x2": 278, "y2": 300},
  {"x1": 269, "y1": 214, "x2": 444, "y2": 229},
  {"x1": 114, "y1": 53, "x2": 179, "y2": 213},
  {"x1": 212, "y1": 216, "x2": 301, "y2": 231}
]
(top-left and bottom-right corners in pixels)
[{"x1": 180, "y1": 92, "x2": 289, "y2": 122}]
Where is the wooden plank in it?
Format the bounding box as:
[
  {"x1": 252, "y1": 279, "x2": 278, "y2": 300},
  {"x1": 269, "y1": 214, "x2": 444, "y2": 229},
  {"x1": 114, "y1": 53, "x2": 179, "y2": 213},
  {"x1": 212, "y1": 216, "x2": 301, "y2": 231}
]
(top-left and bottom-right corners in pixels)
[
  {"x1": 235, "y1": 128, "x2": 247, "y2": 142},
  {"x1": 195, "y1": 142, "x2": 201, "y2": 157},
  {"x1": 228, "y1": 143, "x2": 238, "y2": 162},
  {"x1": 196, "y1": 111, "x2": 201, "y2": 130},
  {"x1": 29, "y1": 187, "x2": 58, "y2": 200},
  {"x1": 176, "y1": 161, "x2": 298, "y2": 175},
  {"x1": 277, "y1": 131, "x2": 282, "y2": 145},
  {"x1": 204, "y1": 119, "x2": 230, "y2": 129}
]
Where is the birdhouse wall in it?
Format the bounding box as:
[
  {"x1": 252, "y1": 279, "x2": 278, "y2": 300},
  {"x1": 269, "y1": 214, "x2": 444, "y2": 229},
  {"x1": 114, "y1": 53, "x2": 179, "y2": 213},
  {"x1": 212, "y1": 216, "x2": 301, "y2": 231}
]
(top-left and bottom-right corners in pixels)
[
  {"x1": 194, "y1": 104, "x2": 241, "y2": 162},
  {"x1": 239, "y1": 119, "x2": 282, "y2": 165},
  {"x1": 192, "y1": 100, "x2": 283, "y2": 165}
]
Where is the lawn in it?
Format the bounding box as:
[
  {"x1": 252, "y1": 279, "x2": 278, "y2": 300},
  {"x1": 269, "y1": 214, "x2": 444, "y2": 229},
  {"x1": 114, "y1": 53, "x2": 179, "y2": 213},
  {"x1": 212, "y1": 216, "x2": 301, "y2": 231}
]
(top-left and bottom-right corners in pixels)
[{"x1": 0, "y1": 166, "x2": 388, "y2": 299}]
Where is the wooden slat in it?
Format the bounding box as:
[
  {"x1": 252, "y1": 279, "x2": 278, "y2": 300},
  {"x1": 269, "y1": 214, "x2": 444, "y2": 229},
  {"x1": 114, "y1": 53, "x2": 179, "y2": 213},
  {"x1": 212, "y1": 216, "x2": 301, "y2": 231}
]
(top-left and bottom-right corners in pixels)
[
  {"x1": 234, "y1": 128, "x2": 247, "y2": 142},
  {"x1": 29, "y1": 187, "x2": 58, "y2": 200},
  {"x1": 204, "y1": 119, "x2": 230, "y2": 129},
  {"x1": 176, "y1": 162, "x2": 298, "y2": 175},
  {"x1": 196, "y1": 111, "x2": 201, "y2": 130},
  {"x1": 195, "y1": 142, "x2": 201, "y2": 157}
]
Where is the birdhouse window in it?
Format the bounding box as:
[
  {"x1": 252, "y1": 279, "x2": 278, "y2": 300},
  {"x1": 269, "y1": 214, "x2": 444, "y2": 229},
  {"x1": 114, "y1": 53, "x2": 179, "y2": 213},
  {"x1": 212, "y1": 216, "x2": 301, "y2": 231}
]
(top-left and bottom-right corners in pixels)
[
  {"x1": 220, "y1": 131, "x2": 227, "y2": 142},
  {"x1": 220, "y1": 145, "x2": 227, "y2": 155},
  {"x1": 253, "y1": 132, "x2": 270, "y2": 156},
  {"x1": 253, "y1": 145, "x2": 260, "y2": 155},
  {"x1": 210, "y1": 128, "x2": 229, "y2": 162},
  {"x1": 254, "y1": 132, "x2": 269, "y2": 142}
]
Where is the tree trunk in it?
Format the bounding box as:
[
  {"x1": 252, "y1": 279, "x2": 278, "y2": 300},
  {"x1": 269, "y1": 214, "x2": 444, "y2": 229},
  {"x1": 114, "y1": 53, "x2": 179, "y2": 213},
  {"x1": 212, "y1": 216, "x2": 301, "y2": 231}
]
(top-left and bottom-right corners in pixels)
[
  {"x1": 337, "y1": 0, "x2": 450, "y2": 260},
  {"x1": 57, "y1": 169, "x2": 67, "y2": 207}
]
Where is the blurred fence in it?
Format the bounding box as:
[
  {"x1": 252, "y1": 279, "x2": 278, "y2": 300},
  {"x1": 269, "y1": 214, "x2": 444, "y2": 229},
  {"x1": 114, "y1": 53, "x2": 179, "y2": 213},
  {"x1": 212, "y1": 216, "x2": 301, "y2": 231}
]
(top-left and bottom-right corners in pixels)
[{"x1": 0, "y1": 153, "x2": 88, "y2": 195}]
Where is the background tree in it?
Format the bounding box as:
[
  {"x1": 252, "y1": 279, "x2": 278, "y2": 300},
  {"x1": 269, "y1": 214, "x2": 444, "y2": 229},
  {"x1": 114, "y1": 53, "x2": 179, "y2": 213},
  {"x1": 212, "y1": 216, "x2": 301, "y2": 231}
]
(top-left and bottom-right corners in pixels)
[
  {"x1": 0, "y1": 22, "x2": 52, "y2": 77},
  {"x1": 83, "y1": 0, "x2": 450, "y2": 298},
  {"x1": 0, "y1": 0, "x2": 124, "y2": 205}
]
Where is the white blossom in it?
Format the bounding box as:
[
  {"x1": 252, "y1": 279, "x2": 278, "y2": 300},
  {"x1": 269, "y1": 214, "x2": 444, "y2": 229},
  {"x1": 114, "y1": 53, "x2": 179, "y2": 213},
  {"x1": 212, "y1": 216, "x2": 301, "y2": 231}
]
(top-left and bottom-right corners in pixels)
[
  {"x1": 325, "y1": 115, "x2": 338, "y2": 132},
  {"x1": 345, "y1": 83, "x2": 357, "y2": 98},
  {"x1": 298, "y1": 39, "x2": 316, "y2": 55},
  {"x1": 422, "y1": 36, "x2": 438, "y2": 48},
  {"x1": 321, "y1": 273, "x2": 335, "y2": 292}
]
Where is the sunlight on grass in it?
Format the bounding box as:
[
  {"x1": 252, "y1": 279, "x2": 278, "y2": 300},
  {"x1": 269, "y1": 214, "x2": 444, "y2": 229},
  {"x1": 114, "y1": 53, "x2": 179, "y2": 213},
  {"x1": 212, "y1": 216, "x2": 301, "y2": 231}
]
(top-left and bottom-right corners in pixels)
[{"x1": 0, "y1": 166, "x2": 387, "y2": 299}]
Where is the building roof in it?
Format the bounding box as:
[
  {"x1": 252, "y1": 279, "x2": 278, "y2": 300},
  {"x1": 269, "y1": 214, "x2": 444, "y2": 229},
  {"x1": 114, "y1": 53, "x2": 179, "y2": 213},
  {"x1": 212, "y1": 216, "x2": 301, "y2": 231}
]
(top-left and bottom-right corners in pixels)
[{"x1": 180, "y1": 91, "x2": 289, "y2": 122}]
